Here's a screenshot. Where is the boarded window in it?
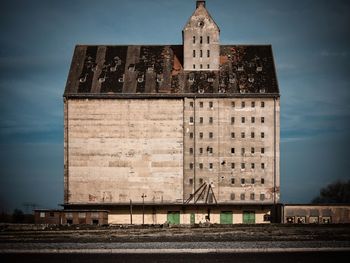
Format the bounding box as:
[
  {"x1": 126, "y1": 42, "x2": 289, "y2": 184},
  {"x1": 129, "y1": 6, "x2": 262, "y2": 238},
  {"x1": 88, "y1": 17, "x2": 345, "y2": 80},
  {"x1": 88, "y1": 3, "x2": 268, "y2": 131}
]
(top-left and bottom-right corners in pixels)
[{"x1": 240, "y1": 193, "x2": 245, "y2": 200}]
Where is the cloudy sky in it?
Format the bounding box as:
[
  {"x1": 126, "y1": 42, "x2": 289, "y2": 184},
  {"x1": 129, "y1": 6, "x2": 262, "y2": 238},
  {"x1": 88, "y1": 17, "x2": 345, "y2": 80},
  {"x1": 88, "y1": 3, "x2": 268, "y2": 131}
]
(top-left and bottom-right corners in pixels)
[{"x1": 0, "y1": 0, "x2": 349, "y2": 212}]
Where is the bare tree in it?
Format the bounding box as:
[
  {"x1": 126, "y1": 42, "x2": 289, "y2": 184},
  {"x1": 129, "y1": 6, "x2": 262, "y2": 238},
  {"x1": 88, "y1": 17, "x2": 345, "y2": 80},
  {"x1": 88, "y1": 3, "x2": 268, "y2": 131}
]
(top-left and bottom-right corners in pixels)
[{"x1": 312, "y1": 180, "x2": 350, "y2": 203}]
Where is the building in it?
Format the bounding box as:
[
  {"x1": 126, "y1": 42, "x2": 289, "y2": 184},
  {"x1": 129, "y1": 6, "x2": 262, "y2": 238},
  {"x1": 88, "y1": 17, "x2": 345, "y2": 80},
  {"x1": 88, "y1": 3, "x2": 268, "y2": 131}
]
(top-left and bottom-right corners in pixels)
[{"x1": 62, "y1": 0, "x2": 280, "y2": 224}]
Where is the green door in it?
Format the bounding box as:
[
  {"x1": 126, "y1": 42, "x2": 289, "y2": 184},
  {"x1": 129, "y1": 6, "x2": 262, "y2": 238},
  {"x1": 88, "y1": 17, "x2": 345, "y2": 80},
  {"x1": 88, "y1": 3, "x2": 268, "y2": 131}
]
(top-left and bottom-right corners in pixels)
[
  {"x1": 167, "y1": 211, "x2": 180, "y2": 224},
  {"x1": 190, "y1": 213, "x2": 195, "y2": 224},
  {"x1": 243, "y1": 211, "x2": 255, "y2": 224},
  {"x1": 220, "y1": 211, "x2": 233, "y2": 224}
]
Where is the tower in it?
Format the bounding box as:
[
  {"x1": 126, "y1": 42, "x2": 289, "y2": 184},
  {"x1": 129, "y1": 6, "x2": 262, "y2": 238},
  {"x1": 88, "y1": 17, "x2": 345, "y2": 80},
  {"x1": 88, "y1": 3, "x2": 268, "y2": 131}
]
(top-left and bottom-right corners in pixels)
[{"x1": 183, "y1": 1, "x2": 220, "y2": 71}]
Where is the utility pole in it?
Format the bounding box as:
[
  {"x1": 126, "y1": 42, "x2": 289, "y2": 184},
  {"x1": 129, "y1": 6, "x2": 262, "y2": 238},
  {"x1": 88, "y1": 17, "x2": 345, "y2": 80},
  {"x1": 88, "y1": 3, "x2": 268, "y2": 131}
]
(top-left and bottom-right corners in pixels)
[
  {"x1": 141, "y1": 193, "x2": 147, "y2": 225},
  {"x1": 130, "y1": 199, "x2": 133, "y2": 225}
]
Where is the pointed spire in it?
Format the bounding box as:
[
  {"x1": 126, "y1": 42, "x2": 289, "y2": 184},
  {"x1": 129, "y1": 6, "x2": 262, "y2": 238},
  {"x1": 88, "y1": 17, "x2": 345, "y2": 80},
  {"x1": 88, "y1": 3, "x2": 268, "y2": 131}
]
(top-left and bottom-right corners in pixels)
[{"x1": 196, "y1": 1, "x2": 206, "y2": 8}]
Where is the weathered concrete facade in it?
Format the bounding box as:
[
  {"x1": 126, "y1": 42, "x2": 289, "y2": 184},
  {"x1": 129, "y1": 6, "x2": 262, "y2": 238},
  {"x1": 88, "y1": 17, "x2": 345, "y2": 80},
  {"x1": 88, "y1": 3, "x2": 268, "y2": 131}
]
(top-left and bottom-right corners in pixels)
[
  {"x1": 183, "y1": 1, "x2": 220, "y2": 71},
  {"x1": 183, "y1": 97, "x2": 280, "y2": 204},
  {"x1": 65, "y1": 99, "x2": 184, "y2": 204}
]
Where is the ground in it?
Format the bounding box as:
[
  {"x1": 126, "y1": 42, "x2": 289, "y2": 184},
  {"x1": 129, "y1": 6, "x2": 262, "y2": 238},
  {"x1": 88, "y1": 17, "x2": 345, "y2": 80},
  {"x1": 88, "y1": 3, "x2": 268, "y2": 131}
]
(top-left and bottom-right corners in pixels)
[{"x1": 1, "y1": 224, "x2": 349, "y2": 262}]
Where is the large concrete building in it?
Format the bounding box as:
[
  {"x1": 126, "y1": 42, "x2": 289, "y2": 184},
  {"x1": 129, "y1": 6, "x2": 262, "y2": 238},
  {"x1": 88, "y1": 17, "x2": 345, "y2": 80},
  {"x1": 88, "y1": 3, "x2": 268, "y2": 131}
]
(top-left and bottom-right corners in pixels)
[{"x1": 62, "y1": 1, "x2": 280, "y2": 224}]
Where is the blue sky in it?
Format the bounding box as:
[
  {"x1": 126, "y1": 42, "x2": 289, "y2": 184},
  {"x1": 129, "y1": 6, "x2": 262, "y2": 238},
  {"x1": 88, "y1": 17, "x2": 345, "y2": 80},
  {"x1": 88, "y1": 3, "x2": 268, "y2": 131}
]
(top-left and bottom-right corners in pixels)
[{"x1": 0, "y1": 0, "x2": 349, "y2": 212}]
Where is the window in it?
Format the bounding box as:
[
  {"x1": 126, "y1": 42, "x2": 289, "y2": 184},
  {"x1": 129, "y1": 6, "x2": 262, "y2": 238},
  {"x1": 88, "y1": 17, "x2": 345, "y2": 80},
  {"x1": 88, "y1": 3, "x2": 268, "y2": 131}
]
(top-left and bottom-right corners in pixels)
[
  {"x1": 207, "y1": 50, "x2": 210, "y2": 57},
  {"x1": 40, "y1": 212, "x2": 45, "y2": 218},
  {"x1": 231, "y1": 163, "x2": 235, "y2": 169},
  {"x1": 207, "y1": 36, "x2": 210, "y2": 44},
  {"x1": 209, "y1": 132, "x2": 213, "y2": 138},
  {"x1": 231, "y1": 101, "x2": 235, "y2": 108},
  {"x1": 190, "y1": 132, "x2": 193, "y2": 139},
  {"x1": 241, "y1": 148, "x2": 245, "y2": 155},
  {"x1": 200, "y1": 102, "x2": 203, "y2": 108},
  {"x1": 189, "y1": 117, "x2": 194, "y2": 124},
  {"x1": 231, "y1": 148, "x2": 235, "y2": 154},
  {"x1": 190, "y1": 163, "x2": 194, "y2": 169},
  {"x1": 190, "y1": 101, "x2": 194, "y2": 107},
  {"x1": 251, "y1": 132, "x2": 255, "y2": 138},
  {"x1": 189, "y1": 148, "x2": 193, "y2": 155},
  {"x1": 189, "y1": 178, "x2": 193, "y2": 185},
  {"x1": 261, "y1": 163, "x2": 265, "y2": 169},
  {"x1": 200, "y1": 64, "x2": 203, "y2": 69},
  {"x1": 261, "y1": 117, "x2": 265, "y2": 123},
  {"x1": 261, "y1": 178, "x2": 265, "y2": 184},
  {"x1": 261, "y1": 132, "x2": 265, "y2": 138},
  {"x1": 231, "y1": 132, "x2": 235, "y2": 139},
  {"x1": 251, "y1": 117, "x2": 255, "y2": 123},
  {"x1": 199, "y1": 132, "x2": 203, "y2": 139},
  {"x1": 241, "y1": 178, "x2": 245, "y2": 184},
  {"x1": 209, "y1": 101, "x2": 213, "y2": 108},
  {"x1": 193, "y1": 64, "x2": 196, "y2": 69},
  {"x1": 193, "y1": 36, "x2": 196, "y2": 44},
  {"x1": 261, "y1": 101, "x2": 265, "y2": 107},
  {"x1": 199, "y1": 178, "x2": 203, "y2": 184},
  {"x1": 242, "y1": 117, "x2": 245, "y2": 123},
  {"x1": 242, "y1": 101, "x2": 245, "y2": 108},
  {"x1": 199, "y1": 117, "x2": 203, "y2": 123},
  {"x1": 260, "y1": 194, "x2": 265, "y2": 201},
  {"x1": 250, "y1": 193, "x2": 255, "y2": 200},
  {"x1": 251, "y1": 178, "x2": 255, "y2": 184},
  {"x1": 230, "y1": 193, "x2": 235, "y2": 200},
  {"x1": 200, "y1": 36, "x2": 203, "y2": 44},
  {"x1": 199, "y1": 148, "x2": 203, "y2": 154},
  {"x1": 193, "y1": 50, "x2": 196, "y2": 57},
  {"x1": 50, "y1": 212, "x2": 55, "y2": 217},
  {"x1": 207, "y1": 64, "x2": 210, "y2": 69},
  {"x1": 251, "y1": 163, "x2": 255, "y2": 169},
  {"x1": 261, "y1": 148, "x2": 265, "y2": 154},
  {"x1": 241, "y1": 132, "x2": 245, "y2": 138},
  {"x1": 78, "y1": 212, "x2": 86, "y2": 218},
  {"x1": 199, "y1": 163, "x2": 203, "y2": 169},
  {"x1": 241, "y1": 163, "x2": 245, "y2": 169},
  {"x1": 208, "y1": 147, "x2": 213, "y2": 154},
  {"x1": 251, "y1": 101, "x2": 255, "y2": 108},
  {"x1": 251, "y1": 147, "x2": 255, "y2": 154},
  {"x1": 209, "y1": 163, "x2": 213, "y2": 169},
  {"x1": 65, "y1": 212, "x2": 73, "y2": 219},
  {"x1": 231, "y1": 117, "x2": 235, "y2": 124},
  {"x1": 209, "y1": 117, "x2": 213, "y2": 124},
  {"x1": 200, "y1": 50, "x2": 203, "y2": 57},
  {"x1": 240, "y1": 193, "x2": 245, "y2": 200}
]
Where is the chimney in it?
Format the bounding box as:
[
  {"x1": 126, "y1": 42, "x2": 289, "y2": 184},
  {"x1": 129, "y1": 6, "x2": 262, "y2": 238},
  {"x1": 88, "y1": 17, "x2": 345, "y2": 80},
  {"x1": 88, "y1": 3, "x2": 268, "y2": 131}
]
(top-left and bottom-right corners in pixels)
[{"x1": 196, "y1": 1, "x2": 206, "y2": 8}]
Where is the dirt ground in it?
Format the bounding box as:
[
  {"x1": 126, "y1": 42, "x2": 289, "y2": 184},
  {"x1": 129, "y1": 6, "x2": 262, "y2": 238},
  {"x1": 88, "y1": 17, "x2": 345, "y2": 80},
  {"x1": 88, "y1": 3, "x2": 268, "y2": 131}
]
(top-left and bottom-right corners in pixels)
[{"x1": 1, "y1": 223, "x2": 350, "y2": 243}]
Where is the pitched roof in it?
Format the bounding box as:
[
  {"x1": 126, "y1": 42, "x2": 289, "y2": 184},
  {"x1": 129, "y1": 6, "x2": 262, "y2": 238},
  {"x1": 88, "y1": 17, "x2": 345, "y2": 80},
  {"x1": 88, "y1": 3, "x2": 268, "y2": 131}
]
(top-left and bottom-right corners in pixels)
[{"x1": 64, "y1": 45, "x2": 279, "y2": 98}]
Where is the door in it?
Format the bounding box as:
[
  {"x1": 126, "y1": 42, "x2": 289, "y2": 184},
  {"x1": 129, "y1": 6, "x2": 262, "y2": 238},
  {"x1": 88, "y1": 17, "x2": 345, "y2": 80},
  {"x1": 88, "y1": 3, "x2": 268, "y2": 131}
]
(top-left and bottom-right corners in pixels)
[
  {"x1": 190, "y1": 213, "x2": 195, "y2": 224},
  {"x1": 220, "y1": 211, "x2": 233, "y2": 224},
  {"x1": 243, "y1": 211, "x2": 255, "y2": 224},
  {"x1": 167, "y1": 211, "x2": 180, "y2": 224}
]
